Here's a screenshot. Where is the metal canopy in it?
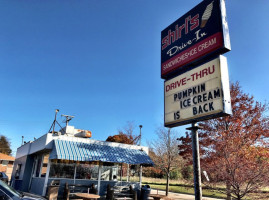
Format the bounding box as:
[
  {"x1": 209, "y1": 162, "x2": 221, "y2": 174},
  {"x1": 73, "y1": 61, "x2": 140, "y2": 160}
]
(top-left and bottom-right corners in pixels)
[{"x1": 49, "y1": 139, "x2": 154, "y2": 166}]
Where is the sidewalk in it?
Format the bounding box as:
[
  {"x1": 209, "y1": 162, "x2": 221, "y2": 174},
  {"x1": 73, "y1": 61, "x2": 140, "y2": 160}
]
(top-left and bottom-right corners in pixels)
[{"x1": 150, "y1": 189, "x2": 225, "y2": 200}]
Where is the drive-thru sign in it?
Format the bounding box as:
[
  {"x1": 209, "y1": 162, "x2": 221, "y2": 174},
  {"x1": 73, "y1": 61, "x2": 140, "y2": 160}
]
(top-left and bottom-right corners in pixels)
[{"x1": 164, "y1": 56, "x2": 231, "y2": 127}]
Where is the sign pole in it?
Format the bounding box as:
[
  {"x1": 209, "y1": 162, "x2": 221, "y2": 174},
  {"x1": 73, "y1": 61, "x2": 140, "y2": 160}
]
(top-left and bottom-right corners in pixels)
[{"x1": 187, "y1": 123, "x2": 202, "y2": 200}]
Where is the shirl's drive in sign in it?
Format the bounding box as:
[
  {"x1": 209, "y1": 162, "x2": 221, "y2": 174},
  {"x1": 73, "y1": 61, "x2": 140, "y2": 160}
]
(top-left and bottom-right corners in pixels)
[
  {"x1": 161, "y1": 0, "x2": 230, "y2": 79},
  {"x1": 164, "y1": 56, "x2": 231, "y2": 127}
]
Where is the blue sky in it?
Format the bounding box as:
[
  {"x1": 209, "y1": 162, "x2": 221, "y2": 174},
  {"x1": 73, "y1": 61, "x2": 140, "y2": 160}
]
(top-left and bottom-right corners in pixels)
[{"x1": 0, "y1": 0, "x2": 268, "y2": 156}]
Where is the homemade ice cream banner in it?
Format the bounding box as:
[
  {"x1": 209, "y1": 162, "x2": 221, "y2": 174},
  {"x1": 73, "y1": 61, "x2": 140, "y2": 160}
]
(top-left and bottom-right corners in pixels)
[
  {"x1": 161, "y1": 0, "x2": 230, "y2": 79},
  {"x1": 164, "y1": 56, "x2": 232, "y2": 127}
]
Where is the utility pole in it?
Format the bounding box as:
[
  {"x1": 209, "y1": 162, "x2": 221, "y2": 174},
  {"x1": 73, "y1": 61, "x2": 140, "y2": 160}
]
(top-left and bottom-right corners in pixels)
[
  {"x1": 186, "y1": 123, "x2": 202, "y2": 200},
  {"x1": 48, "y1": 109, "x2": 63, "y2": 134},
  {"x1": 52, "y1": 109, "x2": 59, "y2": 134},
  {"x1": 139, "y1": 125, "x2": 143, "y2": 146}
]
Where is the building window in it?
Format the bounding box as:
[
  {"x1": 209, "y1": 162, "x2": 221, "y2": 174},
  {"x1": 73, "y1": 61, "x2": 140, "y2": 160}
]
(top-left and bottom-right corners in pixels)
[
  {"x1": 101, "y1": 165, "x2": 118, "y2": 181},
  {"x1": 40, "y1": 154, "x2": 49, "y2": 177},
  {"x1": 76, "y1": 164, "x2": 99, "y2": 180},
  {"x1": 48, "y1": 160, "x2": 103, "y2": 180},
  {"x1": 49, "y1": 162, "x2": 75, "y2": 179},
  {"x1": 15, "y1": 164, "x2": 22, "y2": 179},
  {"x1": 129, "y1": 165, "x2": 140, "y2": 182},
  {"x1": 1, "y1": 161, "x2": 8, "y2": 166},
  {"x1": 34, "y1": 156, "x2": 42, "y2": 177}
]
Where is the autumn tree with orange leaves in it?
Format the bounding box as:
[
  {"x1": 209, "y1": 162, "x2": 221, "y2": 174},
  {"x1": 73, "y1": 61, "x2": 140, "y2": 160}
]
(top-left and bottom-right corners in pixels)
[
  {"x1": 106, "y1": 121, "x2": 140, "y2": 145},
  {"x1": 178, "y1": 82, "x2": 269, "y2": 200}
]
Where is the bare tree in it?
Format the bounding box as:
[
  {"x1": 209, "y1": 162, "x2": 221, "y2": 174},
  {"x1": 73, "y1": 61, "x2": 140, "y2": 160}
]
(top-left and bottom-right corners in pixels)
[
  {"x1": 118, "y1": 121, "x2": 141, "y2": 145},
  {"x1": 149, "y1": 127, "x2": 181, "y2": 196}
]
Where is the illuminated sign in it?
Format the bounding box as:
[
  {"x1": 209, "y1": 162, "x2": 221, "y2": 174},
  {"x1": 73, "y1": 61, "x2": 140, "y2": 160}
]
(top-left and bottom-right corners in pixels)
[
  {"x1": 161, "y1": 0, "x2": 231, "y2": 79},
  {"x1": 164, "y1": 56, "x2": 231, "y2": 127}
]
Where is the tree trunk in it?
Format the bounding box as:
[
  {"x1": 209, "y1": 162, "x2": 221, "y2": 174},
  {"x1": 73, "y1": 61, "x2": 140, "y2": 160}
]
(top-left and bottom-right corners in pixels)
[
  {"x1": 166, "y1": 173, "x2": 170, "y2": 196},
  {"x1": 226, "y1": 181, "x2": 232, "y2": 200}
]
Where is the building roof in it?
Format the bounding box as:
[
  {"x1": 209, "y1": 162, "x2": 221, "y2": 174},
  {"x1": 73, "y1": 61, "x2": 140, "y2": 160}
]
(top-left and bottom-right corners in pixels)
[
  {"x1": 49, "y1": 139, "x2": 154, "y2": 166},
  {"x1": 0, "y1": 153, "x2": 15, "y2": 161}
]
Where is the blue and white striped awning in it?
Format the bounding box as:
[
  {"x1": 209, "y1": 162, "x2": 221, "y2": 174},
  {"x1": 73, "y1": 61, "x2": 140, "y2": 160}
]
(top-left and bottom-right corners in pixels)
[{"x1": 49, "y1": 139, "x2": 154, "y2": 166}]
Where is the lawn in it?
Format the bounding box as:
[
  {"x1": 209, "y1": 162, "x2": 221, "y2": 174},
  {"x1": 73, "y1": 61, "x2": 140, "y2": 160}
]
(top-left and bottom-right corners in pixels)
[
  {"x1": 144, "y1": 182, "x2": 226, "y2": 199},
  {"x1": 141, "y1": 178, "x2": 269, "y2": 200}
]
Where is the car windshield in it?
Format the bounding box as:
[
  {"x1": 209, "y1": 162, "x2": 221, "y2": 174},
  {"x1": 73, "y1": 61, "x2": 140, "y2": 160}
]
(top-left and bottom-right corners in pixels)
[
  {"x1": 0, "y1": 172, "x2": 8, "y2": 178},
  {"x1": 0, "y1": 180, "x2": 22, "y2": 198}
]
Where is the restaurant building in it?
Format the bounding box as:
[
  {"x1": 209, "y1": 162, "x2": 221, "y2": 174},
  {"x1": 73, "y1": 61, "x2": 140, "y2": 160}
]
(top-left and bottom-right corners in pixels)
[{"x1": 11, "y1": 125, "x2": 153, "y2": 197}]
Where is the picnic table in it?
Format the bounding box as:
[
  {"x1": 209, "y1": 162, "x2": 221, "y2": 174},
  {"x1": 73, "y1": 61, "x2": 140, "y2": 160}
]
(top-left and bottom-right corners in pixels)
[
  {"x1": 74, "y1": 193, "x2": 100, "y2": 200},
  {"x1": 149, "y1": 194, "x2": 167, "y2": 200}
]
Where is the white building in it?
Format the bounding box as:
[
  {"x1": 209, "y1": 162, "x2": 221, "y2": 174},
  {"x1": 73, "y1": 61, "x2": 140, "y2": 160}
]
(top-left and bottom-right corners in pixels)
[{"x1": 11, "y1": 125, "x2": 153, "y2": 197}]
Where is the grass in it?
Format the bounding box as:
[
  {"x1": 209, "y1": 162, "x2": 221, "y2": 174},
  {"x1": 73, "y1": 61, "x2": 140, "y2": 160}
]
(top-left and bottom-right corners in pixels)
[
  {"x1": 122, "y1": 177, "x2": 269, "y2": 199},
  {"x1": 140, "y1": 177, "x2": 269, "y2": 199},
  {"x1": 140, "y1": 177, "x2": 226, "y2": 199},
  {"x1": 145, "y1": 183, "x2": 226, "y2": 199}
]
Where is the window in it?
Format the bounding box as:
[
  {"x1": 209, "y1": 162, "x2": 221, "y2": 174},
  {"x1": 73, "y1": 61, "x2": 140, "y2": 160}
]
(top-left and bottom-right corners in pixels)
[
  {"x1": 34, "y1": 156, "x2": 42, "y2": 177},
  {"x1": 15, "y1": 164, "x2": 22, "y2": 179},
  {"x1": 49, "y1": 161, "x2": 102, "y2": 180},
  {"x1": 76, "y1": 164, "x2": 99, "y2": 180},
  {"x1": 101, "y1": 165, "x2": 118, "y2": 181},
  {"x1": 1, "y1": 161, "x2": 8, "y2": 166},
  {"x1": 40, "y1": 154, "x2": 49, "y2": 177},
  {"x1": 0, "y1": 180, "x2": 21, "y2": 199},
  {"x1": 0, "y1": 189, "x2": 11, "y2": 200},
  {"x1": 49, "y1": 162, "x2": 75, "y2": 179},
  {"x1": 129, "y1": 165, "x2": 140, "y2": 182}
]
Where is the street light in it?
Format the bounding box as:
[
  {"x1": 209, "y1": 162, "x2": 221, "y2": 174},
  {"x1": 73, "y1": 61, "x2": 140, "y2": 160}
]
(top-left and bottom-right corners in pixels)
[{"x1": 139, "y1": 125, "x2": 143, "y2": 146}]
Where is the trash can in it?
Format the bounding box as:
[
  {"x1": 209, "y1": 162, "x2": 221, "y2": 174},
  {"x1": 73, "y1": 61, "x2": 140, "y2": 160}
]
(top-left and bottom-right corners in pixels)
[{"x1": 140, "y1": 185, "x2": 151, "y2": 200}]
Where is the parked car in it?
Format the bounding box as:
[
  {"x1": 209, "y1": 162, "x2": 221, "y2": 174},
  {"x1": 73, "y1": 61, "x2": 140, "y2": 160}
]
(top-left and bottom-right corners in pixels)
[
  {"x1": 0, "y1": 180, "x2": 46, "y2": 200},
  {"x1": 0, "y1": 172, "x2": 8, "y2": 184}
]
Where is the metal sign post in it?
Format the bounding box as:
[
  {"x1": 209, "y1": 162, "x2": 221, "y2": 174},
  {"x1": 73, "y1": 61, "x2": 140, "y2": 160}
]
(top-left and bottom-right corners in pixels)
[{"x1": 187, "y1": 123, "x2": 202, "y2": 200}]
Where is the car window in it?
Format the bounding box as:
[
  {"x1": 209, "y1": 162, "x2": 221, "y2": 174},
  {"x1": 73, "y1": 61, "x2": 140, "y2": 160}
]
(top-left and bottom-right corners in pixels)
[
  {"x1": 0, "y1": 173, "x2": 7, "y2": 179},
  {"x1": 0, "y1": 180, "x2": 21, "y2": 198},
  {"x1": 0, "y1": 189, "x2": 11, "y2": 200}
]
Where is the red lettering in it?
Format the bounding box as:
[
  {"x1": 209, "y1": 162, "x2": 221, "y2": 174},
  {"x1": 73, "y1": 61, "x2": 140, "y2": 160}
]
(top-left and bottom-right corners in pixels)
[
  {"x1": 190, "y1": 14, "x2": 199, "y2": 30},
  {"x1": 166, "y1": 77, "x2": 187, "y2": 92},
  {"x1": 162, "y1": 36, "x2": 169, "y2": 50},
  {"x1": 168, "y1": 30, "x2": 176, "y2": 44},
  {"x1": 166, "y1": 85, "x2": 170, "y2": 92},
  {"x1": 178, "y1": 24, "x2": 185, "y2": 39},
  {"x1": 185, "y1": 16, "x2": 190, "y2": 34},
  {"x1": 208, "y1": 65, "x2": 215, "y2": 74},
  {"x1": 182, "y1": 77, "x2": 187, "y2": 85},
  {"x1": 161, "y1": 14, "x2": 200, "y2": 50},
  {"x1": 191, "y1": 66, "x2": 215, "y2": 81},
  {"x1": 202, "y1": 68, "x2": 208, "y2": 77}
]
